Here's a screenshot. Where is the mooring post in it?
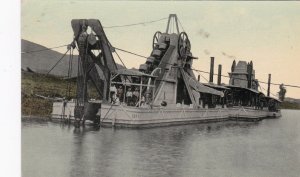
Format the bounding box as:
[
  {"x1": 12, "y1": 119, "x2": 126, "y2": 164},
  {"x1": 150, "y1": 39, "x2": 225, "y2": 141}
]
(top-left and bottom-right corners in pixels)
[
  {"x1": 209, "y1": 57, "x2": 214, "y2": 83},
  {"x1": 267, "y1": 74, "x2": 271, "y2": 97},
  {"x1": 217, "y1": 64, "x2": 222, "y2": 85}
]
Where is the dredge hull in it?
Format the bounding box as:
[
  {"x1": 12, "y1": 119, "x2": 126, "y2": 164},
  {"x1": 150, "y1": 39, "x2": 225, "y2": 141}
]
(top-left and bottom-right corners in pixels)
[
  {"x1": 99, "y1": 104, "x2": 274, "y2": 128},
  {"x1": 51, "y1": 102, "x2": 281, "y2": 128}
]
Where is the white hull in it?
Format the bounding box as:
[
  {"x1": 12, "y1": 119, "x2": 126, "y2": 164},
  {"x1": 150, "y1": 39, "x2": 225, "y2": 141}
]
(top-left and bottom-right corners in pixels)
[
  {"x1": 50, "y1": 101, "x2": 280, "y2": 127},
  {"x1": 100, "y1": 104, "x2": 278, "y2": 127}
]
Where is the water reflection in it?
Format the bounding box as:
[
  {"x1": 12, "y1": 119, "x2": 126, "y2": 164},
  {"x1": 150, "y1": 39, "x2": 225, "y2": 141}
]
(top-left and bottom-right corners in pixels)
[
  {"x1": 22, "y1": 110, "x2": 300, "y2": 177},
  {"x1": 66, "y1": 121, "x2": 260, "y2": 177}
]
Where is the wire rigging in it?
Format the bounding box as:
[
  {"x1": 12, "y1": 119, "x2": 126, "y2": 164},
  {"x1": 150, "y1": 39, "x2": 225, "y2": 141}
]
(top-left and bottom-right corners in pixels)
[
  {"x1": 194, "y1": 70, "x2": 209, "y2": 82},
  {"x1": 114, "y1": 50, "x2": 127, "y2": 69},
  {"x1": 46, "y1": 49, "x2": 70, "y2": 75},
  {"x1": 114, "y1": 47, "x2": 148, "y2": 59},
  {"x1": 112, "y1": 48, "x2": 300, "y2": 89},
  {"x1": 21, "y1": 44, "x2": 69, "y2": 54},
  {"x1": 177, "y1": 18, "x2": 185, "y2": 32},
  {"x1": 103, "y1": 17, "x2": 168, "y2": 29},
  {"x1": 20, "y1": 15, "x2": 300, "y2": 89},
  {"x1": 30, "y1": 41, "x2": 300, "y2": 89},
  {"x1": 259, "y1": 85, "x2": 278, "y2": 98}
]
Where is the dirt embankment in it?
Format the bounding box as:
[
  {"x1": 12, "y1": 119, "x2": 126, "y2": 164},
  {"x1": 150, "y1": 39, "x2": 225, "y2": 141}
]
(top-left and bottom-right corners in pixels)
[
  {"x1": 21, "y1": 72, "x2": 77, "y2": 117},
  {"x1": 22, "y1": 71, "x2": 100, "y2": 117}
]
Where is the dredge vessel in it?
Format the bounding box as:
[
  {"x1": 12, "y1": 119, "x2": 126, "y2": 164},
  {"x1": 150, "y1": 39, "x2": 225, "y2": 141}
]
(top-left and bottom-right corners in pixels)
[{"x1": 52, "y1": 14, "x2": 281, "y2": 127}]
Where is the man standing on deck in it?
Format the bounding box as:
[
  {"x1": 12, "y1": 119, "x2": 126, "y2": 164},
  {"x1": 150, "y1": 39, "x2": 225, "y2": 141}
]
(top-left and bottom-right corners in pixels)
[
  {"x1": 110, "y1": 84, "x2": 117, "y2": 103},
  {"x1": 133, "y1": 88, "x2": 140, "y2": 106},
  {"x1": 117, "y1": 86, "x2": 124, "y2": 102},
  {"x1": 126, "y1": 87, "x2": 133, "y2": 106}
]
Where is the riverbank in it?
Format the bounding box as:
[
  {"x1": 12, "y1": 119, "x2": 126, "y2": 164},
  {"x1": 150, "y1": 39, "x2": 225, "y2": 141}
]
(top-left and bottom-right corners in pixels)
[
  {"x1": 21, "y1": 71, "x2": 77, "y2": 116},
  {"x1": 21, "y1": 72, "x2": 300, "y2": 118},
  {"x1": 281, "y1": 101, "x2": 300, "y2": 110},
  {"x1": 21, "y1": 71, "x2": 101, "y2": 117}
]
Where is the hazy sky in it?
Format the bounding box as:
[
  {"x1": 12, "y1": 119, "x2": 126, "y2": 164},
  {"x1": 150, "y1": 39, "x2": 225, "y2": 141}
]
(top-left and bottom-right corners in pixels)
[{"x1": 21, "y1": 0, "x2": 300, "y2": 98}]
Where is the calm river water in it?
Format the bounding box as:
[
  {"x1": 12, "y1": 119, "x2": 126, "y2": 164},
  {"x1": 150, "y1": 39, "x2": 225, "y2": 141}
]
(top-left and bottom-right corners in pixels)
[{"x1": 22, "y1": 109, "x2": 300, "y2": 177}]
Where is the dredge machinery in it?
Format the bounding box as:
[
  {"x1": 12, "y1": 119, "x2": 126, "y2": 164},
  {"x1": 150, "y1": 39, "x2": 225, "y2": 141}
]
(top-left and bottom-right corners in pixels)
[{"x1": 53, "y1": 14, "x2": 281, "y2": 127}]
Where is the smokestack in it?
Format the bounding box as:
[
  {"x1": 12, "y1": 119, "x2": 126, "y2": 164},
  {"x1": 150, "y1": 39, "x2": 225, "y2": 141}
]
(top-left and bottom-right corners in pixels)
[
  {"x1": 198, "y1": 75, "x2": 200, "y2": 82},
  {"x1": 267, "y1": 74, "x2": 271, "y2": 97},
  {"x1": 247, "y1": 61, "x2": 253, "y2": 88},
  {"x1": 209, "y1": 57, "x2": 214, "y2": 83},
  {"x1": 217, "y1": 64, "x2": 222, "y2": 85}
]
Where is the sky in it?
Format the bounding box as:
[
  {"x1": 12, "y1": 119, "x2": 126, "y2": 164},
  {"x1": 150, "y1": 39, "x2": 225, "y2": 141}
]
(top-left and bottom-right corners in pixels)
[{"x1": 21, "y1": 0, "x2": 300, "y2": 99}]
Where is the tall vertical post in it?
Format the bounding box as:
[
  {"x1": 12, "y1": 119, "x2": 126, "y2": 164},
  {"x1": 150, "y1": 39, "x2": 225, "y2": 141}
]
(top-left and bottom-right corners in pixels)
[
  {"x1": 247, "y1": 61, "x2": 253, "y2": 89},
  {"x1": 139, "y1": 77, "x2": 143, "y2": 106},
  {"x1": 209, "y1": 57, "x2": 214, "y2": 83},
  {"x1": 198, "y1": 75, "x2": 200, "y2": 82},
  {"x1": 166, "y1": 14, "x2": 180, "y2": 34},
  {"x1": 267, "y1": 74, "x2": 271, "y2": 97},
  {"x1": 217, "y1": 64, "x2": 222, "y2": 85}
]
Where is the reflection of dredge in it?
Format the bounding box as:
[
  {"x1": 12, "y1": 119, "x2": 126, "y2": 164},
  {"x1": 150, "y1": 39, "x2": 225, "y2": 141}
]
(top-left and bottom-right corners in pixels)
[{"x1": 55, "y1": 14, "x2": 281, "y2": 127}]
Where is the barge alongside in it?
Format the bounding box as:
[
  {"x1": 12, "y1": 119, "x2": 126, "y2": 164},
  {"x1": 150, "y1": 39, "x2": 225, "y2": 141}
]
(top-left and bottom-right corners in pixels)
[{"x1": 52, "y1": 14, "x2": 281, "y2": 127}]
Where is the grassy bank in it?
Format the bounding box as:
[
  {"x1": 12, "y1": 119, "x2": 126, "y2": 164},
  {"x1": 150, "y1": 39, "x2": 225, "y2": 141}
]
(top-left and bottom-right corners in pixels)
[
  {"x1": 21, "y1": 72, "x2": 77, "y2": 117},
  {"x1": 22, "y1": 72, "x2": 100, "y2": 117},
  {"x1": 22, "y1": 71, "x2": 299, "y2": 117},
  {"x1": 281, "y1": 101, "x2": 300, "y2": 110}
]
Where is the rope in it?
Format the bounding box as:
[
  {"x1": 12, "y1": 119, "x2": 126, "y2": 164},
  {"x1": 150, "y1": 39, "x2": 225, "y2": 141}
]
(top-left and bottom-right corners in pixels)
[
  {"x1": 112, "y1": 46, "x2": 300, "y2": 89},
  {"x1": 114, "y1": 50, "x2": 127, "y2": 69},
  {"x1": 113, "y1": 45, "x2": 300, "y2": 89},
  {"x1": 46, "y1": 49, "x2": 70, "y2": 75},
  {"x1": 260, "y1": 85, "x2": 278, "y2": 98},
  {"x1": 190, "y1": 67, "x2": 300, "y2": 89},
  {"x1": 104, "y1": 17, "x2": 168, "y2": 29},
  {"x1": 20, "y1": 36, "x2": 300, "y2": 89},
  {"x1": 114, "y1": 47, "x2": 148, "y2": 58},
  {"x1": 194, "y1": 69, "x2": 209, "y2": 82},
  {"x1": 178, "y1": 18, "x2": 185, "y2": 32},
  {"x1": 21, "y1": 44, "x2": 69, "y2": 54}
]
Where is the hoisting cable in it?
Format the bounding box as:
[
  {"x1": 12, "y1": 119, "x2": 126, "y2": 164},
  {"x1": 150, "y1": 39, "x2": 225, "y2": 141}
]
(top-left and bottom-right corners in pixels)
[
  {"x1": 191, "y1": 67, "x2": 300, "y2": 89},
  {"x1": 25, "y1": 40, "x2": 300, "y2": 89},
  {"x1": 113, "y1": 46, "x2": 176, "y2": 67},
  {"x1": 104, "y1": 17, "x2": 168, "y2": 29},
  {"x1": 46, "y1": 49, "x2": 70, "y2": 75},
  {"x1": 113, "y1": 47, "x2": 148, "y2": 59},
  {"x1": 178, "y1": 18, "x2": 185, "y2": 32},
  {"x1": 107, "y1": 46, "x2": 300, "y2": 89},
  {"x1": 193, "y1": 69, "x2": 209, "y2": 82},
  {"x1": 260, "y1": 85, "x2": 278, "y2": 98},
  {"x1": 106, "y1": 41, "x2": 127, "y2": 69},
  {"x1": 21, "y1": 44, "x2": 69, "y2": 54},
  {"x1": 114, "y1": 50, "x2": 127, "y2": 69}
]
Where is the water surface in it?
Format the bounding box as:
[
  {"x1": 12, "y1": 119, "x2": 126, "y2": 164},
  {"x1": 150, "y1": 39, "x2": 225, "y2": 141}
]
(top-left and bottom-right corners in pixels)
[{"x1": 22, "y1": 109, "x2": 300, "y2": 177}]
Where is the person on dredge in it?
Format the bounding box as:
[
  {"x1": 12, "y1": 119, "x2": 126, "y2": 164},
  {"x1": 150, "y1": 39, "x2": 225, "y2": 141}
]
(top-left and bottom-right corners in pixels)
[
  {"x1": 117, "y1": 86, "x2": 124, "y2": 102},
  {"x1": 110, "y1": 84, "x2": 117, "y2": 103},
  {"x1": 126, "y1": 87, "x2": 133, "y2": 106},
  {"x1": 145, "y1": 92, "x2": 152, "y2": 105},
  {"x1": 133, "y1": 88, "x2": 140, "y2": 106}
]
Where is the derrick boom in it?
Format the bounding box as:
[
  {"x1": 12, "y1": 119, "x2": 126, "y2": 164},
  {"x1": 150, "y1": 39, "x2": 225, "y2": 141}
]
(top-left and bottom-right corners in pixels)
[{"x1": 71, "y1": 19, "x2": 118, "y2": 120}]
